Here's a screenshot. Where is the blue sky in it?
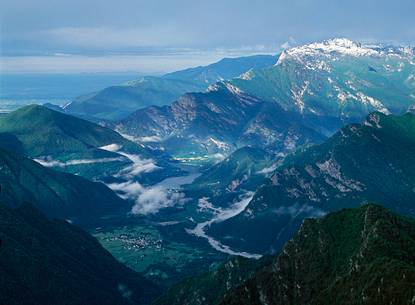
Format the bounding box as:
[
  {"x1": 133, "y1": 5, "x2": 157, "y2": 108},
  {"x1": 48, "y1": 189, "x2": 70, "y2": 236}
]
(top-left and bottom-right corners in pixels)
[{"x1": 1, "y1": 0, "x2": 414, "y2": 73}]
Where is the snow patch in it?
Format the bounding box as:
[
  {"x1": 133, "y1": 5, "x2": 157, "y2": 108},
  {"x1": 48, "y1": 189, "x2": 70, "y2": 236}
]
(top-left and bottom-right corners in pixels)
[
  {"x1": 364, "y1": 113, "x2": 383, "y2": 128},
  {"x1": 355, "y1": 93, "x2": 390, "y2": 114},
  {"x1": 225, "y1": 83, "x2": 244, "y2": 95},
  {"x1": 209, "y1": 137, "x2": 230, "y2": 150},
  {"x1": 279, "y1": 39, "x2": 380, "y2": 62},
  {"x1": 239, "y1": 70, "x2": 254, "y2": 80},
  {"x1": 291, "y1": 81, "x2": 310, "y2": 113}
]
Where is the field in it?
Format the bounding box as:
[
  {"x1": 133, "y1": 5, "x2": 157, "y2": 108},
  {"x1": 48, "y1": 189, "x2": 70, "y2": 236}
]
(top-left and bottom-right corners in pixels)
[{"x1": 92, "y1": 215, "x2": 226, "y2": 287}]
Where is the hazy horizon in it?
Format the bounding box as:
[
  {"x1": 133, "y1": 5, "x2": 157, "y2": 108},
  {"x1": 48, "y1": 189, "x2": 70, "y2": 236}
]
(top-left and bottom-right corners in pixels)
[{"x1": 1, "y1": 0, "x2": 415, "y2": 73}]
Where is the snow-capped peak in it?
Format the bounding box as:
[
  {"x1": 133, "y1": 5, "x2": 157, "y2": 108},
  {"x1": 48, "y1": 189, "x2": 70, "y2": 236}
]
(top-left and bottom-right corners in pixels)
[{"x1": 276, "y1": 38, "x2": 381, "y2": 65}]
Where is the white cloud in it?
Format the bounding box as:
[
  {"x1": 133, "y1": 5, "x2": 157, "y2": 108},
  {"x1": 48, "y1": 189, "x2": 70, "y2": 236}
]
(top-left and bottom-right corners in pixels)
[
  {"x1": 273, "y1": 204, "x2": 326, "y2": 218},
  {"x1": 34, "y1": 156, "x2": 125, "y2": 167},
  {"x1": 139, "y1": 136, "x2": 162, "y2": 143},
  {"x1": 107, "y1": 180, "x2": 188, "y2": 215},
  {"x1": 99, "y1": 143, "x2": 122, "y2": 152},
  {"x1": 280, "y1": 36, "x2": 297, "y2": 49},
  {"x1": 131, "y1": 186, "x2": 188, "y2": 215},
  {"x1": 118, "y1": 153, "x2": 161, "y2": 178},
  {"x1": 100, "y1": 144, "x2": 161, "y2": 177},
  {"x1": 37, "y1": 26, "x2": 199, "y2": 49},
  {"x1": 107, "y1": 181, "x2": 145, "y2": 200}
]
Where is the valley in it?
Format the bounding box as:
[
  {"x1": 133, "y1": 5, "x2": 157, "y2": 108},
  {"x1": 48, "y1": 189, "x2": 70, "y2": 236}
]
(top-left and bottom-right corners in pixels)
[
  {"x1": 84, "y1": 159, "x2": 262, "y2": 286},
  {"x1": 1, "y1": 36, "x2": 415, "y2": 305}
]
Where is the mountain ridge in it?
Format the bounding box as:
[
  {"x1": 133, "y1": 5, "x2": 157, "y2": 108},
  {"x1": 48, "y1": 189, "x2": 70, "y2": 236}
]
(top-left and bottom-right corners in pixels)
[
  {"x1": 0, "y1": 201, "x2": 159, "y2": 305},
  {"x1": 0, "y1": 147, "x2": 128, "y2": 220},
  {"x1": 0, "y1": 104, "x2": 180, "y2": 183},
  {"x1": 220, "y1": 204, "x2": 415, "y2": 305},
  {"x1": 155, "y1": 205, "x2": 415, "y2": 305},
  {"x1": 118, "y1": 39, "x2": 415, "y2": 158},
  {"x1": 117, "y1": 82, "x2": 325, "y2": 157},
  {"x1": 207, "y1": 112, "x2": 415, "y2": 253},
  {"x1": 65, "y1": 55, "x2": 277, "y2": 120}
]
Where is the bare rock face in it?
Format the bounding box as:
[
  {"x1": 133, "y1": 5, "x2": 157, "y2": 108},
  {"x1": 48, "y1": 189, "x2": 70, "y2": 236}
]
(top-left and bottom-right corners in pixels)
[
  {"x1": 118, "y1": 83, "x2": 325, "y2": 156},
  {"x1": 118, "y1": 40, "x2": 415, "y2": 158}
]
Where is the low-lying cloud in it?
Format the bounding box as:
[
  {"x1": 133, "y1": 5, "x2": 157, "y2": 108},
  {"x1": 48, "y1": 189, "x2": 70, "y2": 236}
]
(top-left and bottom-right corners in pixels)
[
  {"x1": 100, "y1": 143, "x2": 180, "y2": 214},
  {"x1": 107, "y1": 181, "x2": 188, "y2": 215},
  {"x1": 132, "y1": 186, "x2": 187, "y2": 215},
  {"x1": 34, "y1": 156, "x2": 124, "y2": 167},
  {"x1": 138, "y1": 136, "x2": 162, "y2": 143},
  {"x1": 273, "y1": 204, "x2": 326, "y2": 218},
  {"x1": 117, "y1": 152, "x2": 161, "y2": 178},
  {"x1": 100, "y1": 144, "x2": 161, "y2": 178}
]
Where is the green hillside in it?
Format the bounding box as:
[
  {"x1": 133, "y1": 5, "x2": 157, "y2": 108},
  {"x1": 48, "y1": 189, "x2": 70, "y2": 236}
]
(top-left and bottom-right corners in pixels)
[
  {"x1": 0, "y1": 202, "x2": 159, "y2": 305},
  {"x1": 155, "y1": 205, "x2": 415, "y2": 305},
  {"x1": 221, "y1": 205, "x2": 415, "y2": 305},
  {"x1": 0, "y1": 104, "x2": 142, "y2": 157},
  {"x1": 0, "y1": 105, "x2": 178, "y2": 183},
  {"x1": 154, "y1": 256, "x2": 269, "y2": 305},
  {"x1": 0, "y1": 148, "x2": 128, "y2": 220},
  {"x1": 208, "y1": 112, "x2": 415, "y2": 253},
  {"x1": 185, "y1": 146, "x2": 273, "y2": 207}
]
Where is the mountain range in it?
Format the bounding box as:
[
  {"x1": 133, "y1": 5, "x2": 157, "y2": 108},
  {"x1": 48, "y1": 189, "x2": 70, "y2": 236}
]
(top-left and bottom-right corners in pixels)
[
  {"x1": 0, "y1": 105, "x2": 179, "y2": 183},
  {"x1": 2, "y1": 38, "x2": 415, "y2": 305},
  {"x1": 230, "y1": 39, "x2": 415, "y2": 123},
  {"x1": 184, "y1": 146, "x2": 274, "y2": 207},
  {"x1": 158, "y1": 205, "x2": 415, "y2": 305},
  {"x1": 220, "y1": 205, "x2": 415, "y2": 305},
  {"x1": 117, "y1": 82, "x2": 324, "y2": 157},
  {"x1": 65, "y1": 55, "x2": 277, "y2": 120},
  {"x1": 154, "y1": 255, "x2": 269, "y2": 305},
  {"x1": 0, "y1": 147, "x2": 128, "y2": 220},
  {"x1": 117, "y1": 39, "x2": 415, "y2": 158},
  {"x1": 207, "y1": 112, "x2": 415, "y2": 253}
]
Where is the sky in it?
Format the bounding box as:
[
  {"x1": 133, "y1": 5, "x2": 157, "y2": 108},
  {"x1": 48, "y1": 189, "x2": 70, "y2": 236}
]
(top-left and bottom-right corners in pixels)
[{"x1": 1, "y1": 0, "x2": 415, "y2": 74}]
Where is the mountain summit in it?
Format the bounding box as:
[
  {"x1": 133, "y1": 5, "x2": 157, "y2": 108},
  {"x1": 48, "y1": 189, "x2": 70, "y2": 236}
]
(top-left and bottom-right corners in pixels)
[
  {"x1": 221, "y1": 205, "x2": 415, "y2": 305},
  {"x1": 156, "y1": 205, "x2": 415, "y2": 305},
  {"x1": 118, "y1": 39, "x2": 415, "y2": 159},
  {"x1": 65, "y1": 55, "x2": 277, "y2": 120},
  {"x1": 207, "y1": 112, "x2": 415, "y2": 253},
  {"x1": 276, "y1": 38, "x2": 381, "y2": 65}
]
